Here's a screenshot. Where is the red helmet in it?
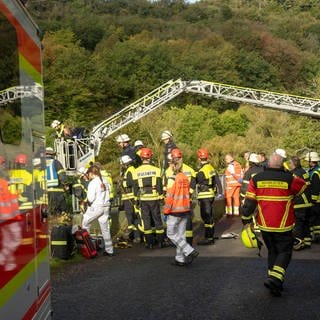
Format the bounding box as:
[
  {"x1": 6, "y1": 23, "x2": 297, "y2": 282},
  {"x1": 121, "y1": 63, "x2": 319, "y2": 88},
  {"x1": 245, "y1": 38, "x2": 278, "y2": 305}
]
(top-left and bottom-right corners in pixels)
[
  {"x1": 197, "y1": 148, "x2": 208, "y2": 159},
  {"x1": 140, "y1": 148, "x2": 153, "y2": 159},
  {"x1": 15, "y1": 153, "x2": 27, "y2": 165},
  {"x1": 171, "y1": 148, "x2": 182, "y2": 158}
]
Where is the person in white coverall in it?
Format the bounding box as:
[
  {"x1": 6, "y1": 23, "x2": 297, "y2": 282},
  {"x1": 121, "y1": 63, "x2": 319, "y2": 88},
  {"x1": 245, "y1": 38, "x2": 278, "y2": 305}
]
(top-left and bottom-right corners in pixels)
[{"x1": 82, "y1": 165, "x2": 114, "y2": 256}]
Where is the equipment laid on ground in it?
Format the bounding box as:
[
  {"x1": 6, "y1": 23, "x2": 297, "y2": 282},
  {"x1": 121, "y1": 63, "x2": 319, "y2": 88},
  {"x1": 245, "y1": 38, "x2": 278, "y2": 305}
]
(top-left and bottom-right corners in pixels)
[
  {"x1": 74, "y1": 228, "x2": 98, "y2": 259},
  {"x1": 51, "y1": 225, "x2": 75, "y2": 259}
]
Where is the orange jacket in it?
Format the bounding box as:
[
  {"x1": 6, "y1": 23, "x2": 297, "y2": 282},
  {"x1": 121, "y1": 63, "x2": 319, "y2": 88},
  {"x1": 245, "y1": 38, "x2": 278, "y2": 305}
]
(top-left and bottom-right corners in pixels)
[
  {"x1": 225, "y1": 160, "x2": 243, "y2": 188},
  {"x1": 164, "y1": 172, "x2": 190, "y2": 215},
  {"x1": 0, "y1": 178, "x2": 20, "y2": 222}
]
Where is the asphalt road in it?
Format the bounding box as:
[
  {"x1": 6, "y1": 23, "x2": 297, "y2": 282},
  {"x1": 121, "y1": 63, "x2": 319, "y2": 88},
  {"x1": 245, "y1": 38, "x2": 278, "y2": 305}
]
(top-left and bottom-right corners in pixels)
[{"x1": 51, "y1": 217, "x2": 320, "y2": 320}]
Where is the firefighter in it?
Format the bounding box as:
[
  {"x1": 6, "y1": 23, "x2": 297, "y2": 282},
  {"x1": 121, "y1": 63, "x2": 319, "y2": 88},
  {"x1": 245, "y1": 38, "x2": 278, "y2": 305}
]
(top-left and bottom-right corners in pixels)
[
  {"x1": 196, "y1": 148, "x2": 223, "y2": 245},
  {"x1": 241, "y1": 153, "x2": 306, "y2": 297},
  {"x1": 163, "y1": 148, "x2": 196, "y2": 245},
  {"x1": 116, "y1": 134, "x2": 141, "y2": 167},
  {"x1": 51, "y1": 120, "x2": 72, "y2": 139},
  {"x1": 164, "y1": 157, "x2": 199, "y2": 266},
  {"x1": 161, "y1": 130, "x2": 177, "y2": 172},
  {"x1": 224, "y1": 153, "x2": 243, "y2": 216},
  {"x1": 46, "y1": 147, "x2": 68, "y2": 216},
  {"x1": 9, "y1": 153, "x2": 33, "y2": 210},
  {"x1": 133, "y1": 147, "x2": 165, "y2": 249},
  {"x1": 240, "y1": 153, "x2": 263, "y2": 200},
  {"x1": 275, "y1": 148, "x2": 290, "y2": 171},
  {"x1": 120, "y1": 155, "x2": 141, "y2": 243},
  {"x1": 288, "y1": 156, "x2": 312, "y2": 250},
  {"x1": 305, "y1": 151, "x2": 320, "y2": 242}
]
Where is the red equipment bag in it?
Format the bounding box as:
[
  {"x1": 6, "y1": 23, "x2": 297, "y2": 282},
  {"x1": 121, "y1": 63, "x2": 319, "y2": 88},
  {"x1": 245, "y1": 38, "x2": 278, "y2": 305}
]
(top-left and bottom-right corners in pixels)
[{"x1": 74, "y1": 228, "x2": 97, "y2": 259}]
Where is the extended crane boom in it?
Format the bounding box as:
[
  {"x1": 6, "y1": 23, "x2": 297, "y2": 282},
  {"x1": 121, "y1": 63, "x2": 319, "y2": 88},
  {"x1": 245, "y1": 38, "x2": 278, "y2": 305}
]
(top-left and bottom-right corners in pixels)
[
  {"x1": 50, "y1": 78, "x2": 320, "y2": 172},
  {"x1": 185, "y1": 80, "x2": 320, "y2": 118},
  {"x1": 91, "y1": 79, "x2": 186, "y2": 156}
]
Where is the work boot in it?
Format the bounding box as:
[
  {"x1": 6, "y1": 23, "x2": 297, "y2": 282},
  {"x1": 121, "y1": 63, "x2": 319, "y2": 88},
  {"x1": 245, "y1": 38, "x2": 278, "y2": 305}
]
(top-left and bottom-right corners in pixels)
[
  {"x1": 170, "y1": 259, "x2": 186, "y2": 267},
  {"x1": 186, "y1": 249, "x2": 199, "y2": 265},
  {"x1": 264, "y1": 278, "x2": 282, "y2": 297}
]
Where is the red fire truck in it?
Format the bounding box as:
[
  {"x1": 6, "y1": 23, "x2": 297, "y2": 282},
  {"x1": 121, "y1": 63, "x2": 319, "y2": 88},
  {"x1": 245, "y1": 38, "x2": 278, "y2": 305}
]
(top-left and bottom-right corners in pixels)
[{"x1": 0, "y1": 1, "x2": 51, "y2": 319}]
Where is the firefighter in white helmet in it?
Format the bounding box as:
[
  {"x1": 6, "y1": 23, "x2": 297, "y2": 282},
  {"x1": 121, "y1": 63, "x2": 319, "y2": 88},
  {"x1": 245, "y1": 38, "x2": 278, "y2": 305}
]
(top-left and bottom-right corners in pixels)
[
  {"x1": 240, "y1": 153, "x2": 263, "y2": 200},
  {"x1": 275, "y1": 148, "x2": 290, "y2": 171},
  {"x1": 116, "y1": 134, "x2": 141, "y2": 167},
  {"x1": 161, "y1": 130, "x2": 177, "y2": 172}
]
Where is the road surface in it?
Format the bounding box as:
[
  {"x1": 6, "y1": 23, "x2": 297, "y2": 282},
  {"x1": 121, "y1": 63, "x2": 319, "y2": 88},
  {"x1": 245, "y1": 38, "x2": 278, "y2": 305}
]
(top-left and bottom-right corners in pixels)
[{"x1": 51, "y1": 216, "x2": 320, "y2": 320}]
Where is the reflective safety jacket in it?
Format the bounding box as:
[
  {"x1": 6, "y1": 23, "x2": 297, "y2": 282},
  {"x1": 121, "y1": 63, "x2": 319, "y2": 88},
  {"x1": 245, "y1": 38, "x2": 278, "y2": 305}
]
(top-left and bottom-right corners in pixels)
[
  {"x1": 225, "y1": 160, "x2": 243, "y2": 188},
  {"x1": 308, "y1": 165, "x2": 320, "y2": 204},
  {"x1": 46, "y1": 157, "x2": 67, "y2": 192},
  {"x1": 164, "y1": 172, "x2": 190, "y2": 215},
  {"x1": 196, "y1": 162, "x2": 217, "y2": 199},
  {"x1": 164, "y1": 163, "x2": 196, "y2": 195},
  {"x1": 242, "y1": 168, "x2": 306, "y2": 232},
  {"x1": 133, "y1": 163, "x2": 163, "y2": 201},
  {"x1": 121, "y1": 165, "x2": 135, "y2": 200},
  {"x1": 0, "y1": 178, "x2": 21, "y2": 222},
  {"x1": 290, "y1": 167, "x2": 312, "y2": 209}
]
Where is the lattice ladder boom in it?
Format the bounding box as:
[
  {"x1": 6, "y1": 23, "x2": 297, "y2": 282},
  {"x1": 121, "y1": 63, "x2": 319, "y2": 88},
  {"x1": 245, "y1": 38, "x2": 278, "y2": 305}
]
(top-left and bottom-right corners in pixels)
[
  {"x1": 185, "y1": 80, "x2": 320, "y2": 118},
  {"x1": 91, "y1": 79, "x2": 186, "y2": 156}
]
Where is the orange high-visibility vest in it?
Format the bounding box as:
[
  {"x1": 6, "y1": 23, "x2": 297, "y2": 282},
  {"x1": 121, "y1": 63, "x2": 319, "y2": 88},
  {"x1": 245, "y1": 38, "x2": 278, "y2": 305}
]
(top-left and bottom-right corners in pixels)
[
  {"x1": 164, "y1": 172, "x2": 190, "y2": 214},
  {"x1": 225, "y1": 160, "x2": 243, "y2": 188}
]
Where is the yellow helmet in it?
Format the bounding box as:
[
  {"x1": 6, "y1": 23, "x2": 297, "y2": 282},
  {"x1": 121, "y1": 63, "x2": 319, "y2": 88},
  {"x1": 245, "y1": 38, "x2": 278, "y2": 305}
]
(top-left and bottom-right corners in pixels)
[{"x1": 241, "y1": 225, "x2": 259, "y2": 248}]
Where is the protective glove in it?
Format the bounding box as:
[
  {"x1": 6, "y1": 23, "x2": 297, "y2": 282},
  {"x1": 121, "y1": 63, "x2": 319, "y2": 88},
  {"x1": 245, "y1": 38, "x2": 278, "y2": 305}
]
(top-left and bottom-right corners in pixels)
[
  {"x1": 238, "y1": 178, "x2": 243, "y2": 184},
  {"x1": 216, "y1": 194, "x2": 224, "y2": 200}
]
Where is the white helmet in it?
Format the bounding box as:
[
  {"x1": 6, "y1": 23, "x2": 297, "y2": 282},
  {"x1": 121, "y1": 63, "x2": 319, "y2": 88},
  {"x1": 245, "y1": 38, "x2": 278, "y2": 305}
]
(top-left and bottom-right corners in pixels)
[
  {"x1": 46, "y1": 147, "x2": 55, "y2": 155},
  {"x1": 51, "y1": 120, "x2": 61, "y2": 129},
  {"x1": 78, "y1": 167, "x2": 87, "y2": 175},
  {"x1": 120, "y1": 155, "x2": 132, "y2": 165},
  {"x1": 275, "y1": 148, "x2": 287, "y2": 158},
  {"x1": 304, "y1": 151, "x2": 320, "y2": 162},
  {"x1": 161, "y1": 130, "x2": 172, "y2": 140},
  {"x1": 248, "y1": 153, "x2": 260, "y2": 164},
  {"x1": 134, "y1": 140, "x2": 144, "y2": 147},
  {"x1": 116, "y1": 134, "x2": 130, "y2": 143}
]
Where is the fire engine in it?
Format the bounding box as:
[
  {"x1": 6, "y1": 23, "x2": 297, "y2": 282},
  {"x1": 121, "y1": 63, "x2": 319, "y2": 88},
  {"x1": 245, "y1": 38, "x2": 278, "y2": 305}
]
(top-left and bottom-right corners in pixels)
[{"x1": 0, "y1": 1, "x2": 51, "y2": 319}]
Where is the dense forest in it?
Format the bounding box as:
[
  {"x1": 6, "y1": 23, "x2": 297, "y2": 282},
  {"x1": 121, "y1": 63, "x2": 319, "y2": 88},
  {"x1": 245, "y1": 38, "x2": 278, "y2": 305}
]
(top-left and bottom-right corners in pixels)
[{"x1": 27, "y1": 0, "x2": 320, "y2": 172}]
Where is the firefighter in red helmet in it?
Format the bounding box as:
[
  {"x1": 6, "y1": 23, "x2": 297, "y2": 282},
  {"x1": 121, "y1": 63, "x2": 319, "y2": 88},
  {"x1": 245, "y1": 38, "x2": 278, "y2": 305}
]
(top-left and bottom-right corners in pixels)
[
  {"x1": 133, "y1": 148, "x2": 165, "y2": 248},
  {"x1": 196, "y1": 148, "x2": 223, "y2": 245}
]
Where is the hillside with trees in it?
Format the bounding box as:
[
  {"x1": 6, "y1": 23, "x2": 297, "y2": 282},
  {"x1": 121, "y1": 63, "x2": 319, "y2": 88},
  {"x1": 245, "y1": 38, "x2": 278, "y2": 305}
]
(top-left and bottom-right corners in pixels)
[{"x1": 27, "y1": 0, "x2": 320, "y2": 171}]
